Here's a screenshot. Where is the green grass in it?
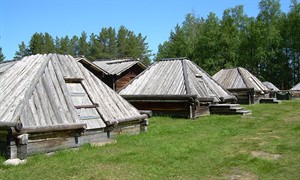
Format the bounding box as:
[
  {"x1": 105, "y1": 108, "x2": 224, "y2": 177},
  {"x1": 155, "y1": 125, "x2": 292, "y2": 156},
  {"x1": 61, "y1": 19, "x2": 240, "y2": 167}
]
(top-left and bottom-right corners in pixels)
[{"x1": 1, "y1": 100, "x2": 300, "y2": 179}]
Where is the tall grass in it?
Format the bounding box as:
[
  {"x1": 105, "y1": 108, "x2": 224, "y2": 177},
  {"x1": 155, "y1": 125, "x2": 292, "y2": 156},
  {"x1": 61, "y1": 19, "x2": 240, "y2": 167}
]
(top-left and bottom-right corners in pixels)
[{"x1": 1, "y1": 100, "x2": 299, "y2": 179}]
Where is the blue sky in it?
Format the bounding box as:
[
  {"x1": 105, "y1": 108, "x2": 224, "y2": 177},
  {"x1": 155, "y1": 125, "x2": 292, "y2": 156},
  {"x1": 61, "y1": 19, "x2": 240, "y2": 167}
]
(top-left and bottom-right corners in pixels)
[{"x1": 0, "y1": 0, "x2": 292, "y2": 60}]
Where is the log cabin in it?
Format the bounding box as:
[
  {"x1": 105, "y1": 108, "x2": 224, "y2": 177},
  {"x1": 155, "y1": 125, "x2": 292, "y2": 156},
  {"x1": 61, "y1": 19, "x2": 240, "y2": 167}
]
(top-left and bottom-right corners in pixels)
[
  {"x1": 79, "y1": 59, "x2": 146, "y2": 91},
  {"x1": 118, "y1": 58, "x2": 239, "y2": 118},
  {"x1": 290, "y1": 82, "x2": 300, "y2": 100},
  {"x1": 213, "y1": 67, "x2": 274, "y2": 104},
  {"x1": 0, "y1": 54, "x2": 148, "y2": 159},
  {"x1": 263, "y1": 81, "x2": 291, "y2": 100}
]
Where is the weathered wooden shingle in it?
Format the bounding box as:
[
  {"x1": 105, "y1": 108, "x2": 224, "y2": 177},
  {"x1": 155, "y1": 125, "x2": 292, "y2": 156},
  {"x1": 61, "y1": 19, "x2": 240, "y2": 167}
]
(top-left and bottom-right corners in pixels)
[
  {"x1": 0, "y1": 54, "x2": 144, "y2": 131},
  {"x1": 119, "y1": 58, "x2": 234, "y2": 102},
  {"x1": 213, "y1": 67, "x2": 270, "y2": 92},
  {"x1": 0, "y1": 60, "x2": 18, "y2": 74}
]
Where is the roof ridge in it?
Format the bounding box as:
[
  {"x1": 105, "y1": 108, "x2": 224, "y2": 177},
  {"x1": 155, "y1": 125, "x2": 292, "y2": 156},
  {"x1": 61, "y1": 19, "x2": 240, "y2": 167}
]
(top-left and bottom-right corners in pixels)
[{"x1": 160, "y1": 57, "x2": 188, "y2": 61}]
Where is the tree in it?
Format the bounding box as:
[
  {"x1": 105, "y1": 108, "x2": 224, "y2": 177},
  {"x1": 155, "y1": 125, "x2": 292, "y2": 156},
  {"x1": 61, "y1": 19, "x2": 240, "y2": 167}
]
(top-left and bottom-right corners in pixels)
[
  {"x1": 107, "y1": 27, "x2": 117, "y2": 58},
  {"x1": 117, "y1": 26, "x2": 128, "y2": 58},
  {"x1": 0, "y1": 47, "x2": 5, "y2": 62},
  {"x1": 89, "y1": 33, "x2": 103, "y2": 60},
  {"x1": 194, "y1": 12, "x2": 222, "y2": 74},
  {"x1": 44, "y1": 33, "x2": 55, "y2": 53},
  {"x1": 68, "y1": 35, "x2": 79, "y2": 56},
  {"x1": 285, "y1": 0, "x2": 300, "y2": 86},
  {"x1": 56, "y1": 35, "x2": 70, "y2": 55},
  {"x1": 29, "y1": 32, "x2": 45, "y2": 54},
  {"x1": 14, "y1": 41, "x2": 29, "y2": 60},
  {"x1": 156, "y1": 24, "x2": 190, "y2": 60},
  {"x1": 256, "y1": 0, "x2": 283, "y2": 82},
  {"x1": 78, "y1": 31, "x2": 89, "y2": 57},
  {"x1": 219, "y1": 6, "x2": 246, "y2": 68}
]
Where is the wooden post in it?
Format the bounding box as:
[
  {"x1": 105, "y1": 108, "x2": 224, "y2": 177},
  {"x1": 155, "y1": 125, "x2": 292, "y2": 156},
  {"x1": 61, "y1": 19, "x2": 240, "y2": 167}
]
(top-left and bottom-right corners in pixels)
[
  {"x1": 17, "y1": 134, "x2": 28, "y2": 160},
  {"x1": 140, "y1": 119, "x2": 149, "y2": 132}
]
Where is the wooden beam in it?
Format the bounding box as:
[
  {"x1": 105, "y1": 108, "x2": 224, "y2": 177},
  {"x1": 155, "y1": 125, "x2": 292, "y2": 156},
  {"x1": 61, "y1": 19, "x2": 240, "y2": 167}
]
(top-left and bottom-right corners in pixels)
[
  {"x1": 21, "y1": 123, "x2": 87, "y2": 134},
  {"x1": 182, "y1": 60, "x2": 191, "y2": 95},
  {"x1": 121, "y1": 94, "x2": 197, "y2": 101},
  {"x1": 74, "y1": 104, "x2": 99, "y2": 109},
  {"x1": 106, "y1": 114, "x2": 148, "y2": 126}
]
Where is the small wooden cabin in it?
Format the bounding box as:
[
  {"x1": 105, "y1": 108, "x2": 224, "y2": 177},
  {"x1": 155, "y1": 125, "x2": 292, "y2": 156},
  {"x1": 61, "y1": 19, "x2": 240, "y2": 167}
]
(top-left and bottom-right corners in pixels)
[
  {"x1": 263, "y1": 81, "x2": 291, "y2": 100},
  {"x1": 213, "y1": 67, "x2": 271, "y2": 104},
  {"x1": 119, "y1": 58, "x2": 236, "y2": 118},
  {"x1": 0, "y1": 54, "x2": 148, "y2": 159},
  {"x1": 290, "y1": 82, "x2": 300, "y2": 100},
  {"x1": 79, "y1": 59, "x2": 146, "y2": 91}
]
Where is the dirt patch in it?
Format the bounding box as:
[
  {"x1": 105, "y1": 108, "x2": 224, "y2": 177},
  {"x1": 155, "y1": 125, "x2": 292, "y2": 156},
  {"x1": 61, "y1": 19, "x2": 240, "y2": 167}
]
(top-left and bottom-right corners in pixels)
[
  {"x1": 284, "y1": 115, "x2": 300, "y2": 123},
  {"x1": 91, "y1": 139, "x2": 117, "y2": 147},
  {"x1": 251, "y1": 151, "x2": 282, "y2": 160},
  {"x1": 224, "y1": 167, "x2": 259, "y2": 180}
]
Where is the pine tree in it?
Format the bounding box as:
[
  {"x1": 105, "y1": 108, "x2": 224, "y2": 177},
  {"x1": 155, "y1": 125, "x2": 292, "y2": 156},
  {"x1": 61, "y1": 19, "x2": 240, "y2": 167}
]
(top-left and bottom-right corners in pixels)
[
  {"x1": 117, "y1": 26, "x2": 128, "y2": 58},
  {"x1": 29, "y1": 32, "x2": 45, "y2": 54},
  {"x1": 78, "y1": 31, "x2": 89, "y2": 57},
  {"x1": 14, "y1": 41, "x2": 29, "y2": 60},
  {"x1": 0, "y1": 47, "x2": 5, "y2": 62},
  {"x1": 44, "y1": 33, "x2": 55, "y2": 53}
]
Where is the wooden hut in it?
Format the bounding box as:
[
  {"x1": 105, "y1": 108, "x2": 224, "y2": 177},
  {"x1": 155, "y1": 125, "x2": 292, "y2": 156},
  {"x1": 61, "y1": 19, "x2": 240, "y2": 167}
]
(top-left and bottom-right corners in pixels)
[
  {"x1": 290, "y1": 82, "x2": 300, "y2": 100},
  {"x1": 263, "y1": 81, "x2": 291, "y2": 100},
  {"x1": 79, "y1": 58, "x2": 146, "y2": 91},
  {"x1": 0, "y1": 54, "x2": 148, "y2": 159},
  {"x1": 213, "y1": 67, "x2": 273, "y2": 104},
  {"x1": 119, "y1": 58, "x2": 239, "y2": 118}
]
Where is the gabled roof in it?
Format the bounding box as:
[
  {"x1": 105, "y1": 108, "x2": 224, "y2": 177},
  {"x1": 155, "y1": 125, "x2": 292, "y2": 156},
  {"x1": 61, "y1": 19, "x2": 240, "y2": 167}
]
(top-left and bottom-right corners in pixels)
[
  {"x1": 0, "y1": 54, "x2": 144, "y2": 131},
  {"x1": 212, "y1": 67, "x2": 269, "y2": 92},
  {"x1": 76, "y1": 57, "x2": 109, "y2": 75},
  {"x1": 263, "y1": 81, "x2": 280, "y2": 91},
  {"x1": 0, "y1": 60, "x2": 18, "y2": 74},
  {"x1": 291, "y1": 82, "x2": 300, "y2": 91},
  {"x1": 93, "y1": 59, "x2": 146, "y2": 76},
  {"x1": 119, "y1": 58, "x2": 235, "y2": 102}
]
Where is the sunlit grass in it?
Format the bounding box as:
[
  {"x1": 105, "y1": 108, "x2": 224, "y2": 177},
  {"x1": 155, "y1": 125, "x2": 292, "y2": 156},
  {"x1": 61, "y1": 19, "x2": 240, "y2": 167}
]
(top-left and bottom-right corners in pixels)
[{"x1": 0, "y1": 100, "x2": 299, "y2": 179}]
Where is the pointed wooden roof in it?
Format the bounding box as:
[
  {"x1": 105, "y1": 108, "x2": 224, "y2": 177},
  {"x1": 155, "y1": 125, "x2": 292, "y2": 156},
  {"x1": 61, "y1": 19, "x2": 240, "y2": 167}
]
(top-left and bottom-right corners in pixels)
[
  {"x1": 263, "y1": 81, "x2": 280, "y2": 91},
  {"x1": 119, "y1": 58, "x2": 235, "y2": 102},
  {"x1": 213, "y1": 67, "x2": 270, "y2": 93},
  {"x1": 291, "y1": 82, "x2": 300, "y2": 91},
  {"x1": 0, "y1": 54, "x2": 145, "y2": 132}
]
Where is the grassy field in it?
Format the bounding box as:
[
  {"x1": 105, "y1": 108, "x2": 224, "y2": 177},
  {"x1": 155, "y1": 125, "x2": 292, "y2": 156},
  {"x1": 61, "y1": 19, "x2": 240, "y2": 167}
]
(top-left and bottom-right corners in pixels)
[{"x1": 1, "y1": 100, "x2": 300, "y2": 179}]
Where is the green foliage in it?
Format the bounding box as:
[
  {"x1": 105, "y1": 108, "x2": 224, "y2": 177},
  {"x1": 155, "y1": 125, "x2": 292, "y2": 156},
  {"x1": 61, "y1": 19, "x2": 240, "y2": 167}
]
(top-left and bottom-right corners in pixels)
[
  {"x1": 0, "y1": 47, "x2": 5, "y2": 62},
  {"x1": 1, "y1": 101, "x2": 300, "y2": 179},
  {"x1": 157, "y1": 0, "x2": 300, "y2": 89},
  {"x1": 17, "y1": 26, "x2": 152, "y2": 64},
  {"x1": 14, "y1": 41, "x2": 29, "y2": 60}
]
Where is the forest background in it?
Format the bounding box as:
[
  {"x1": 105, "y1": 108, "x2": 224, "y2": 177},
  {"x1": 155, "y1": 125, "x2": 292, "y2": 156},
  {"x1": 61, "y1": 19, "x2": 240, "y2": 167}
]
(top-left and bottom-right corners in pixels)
[{"x1": 0, "y1": 0, "x2": 299, "y2": 89}]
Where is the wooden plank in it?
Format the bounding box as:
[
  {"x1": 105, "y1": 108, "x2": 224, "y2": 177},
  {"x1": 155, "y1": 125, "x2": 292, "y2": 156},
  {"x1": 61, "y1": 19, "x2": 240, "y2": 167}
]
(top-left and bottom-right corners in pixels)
[
  {"x1": 182, "y1": 60, "x2": 191, "y2": 94},
  {"x1": 42, "y1": 67, "x2": 68, "y2": 124},
  {"x1": 35, "y1": 78, "x2": 52, "y2": 126},
  {"x1": 31, "y1": 88, "x2": 47, "y2": 126}
]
